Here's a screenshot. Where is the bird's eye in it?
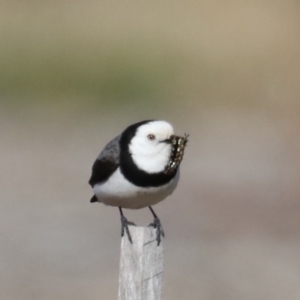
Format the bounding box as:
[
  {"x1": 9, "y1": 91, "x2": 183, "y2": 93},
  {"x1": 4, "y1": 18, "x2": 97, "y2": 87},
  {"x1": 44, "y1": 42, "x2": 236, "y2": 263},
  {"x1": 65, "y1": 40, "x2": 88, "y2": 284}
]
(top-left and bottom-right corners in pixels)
[{"x1": 147, "y1": 134, "x2": 156, "y2": 141}]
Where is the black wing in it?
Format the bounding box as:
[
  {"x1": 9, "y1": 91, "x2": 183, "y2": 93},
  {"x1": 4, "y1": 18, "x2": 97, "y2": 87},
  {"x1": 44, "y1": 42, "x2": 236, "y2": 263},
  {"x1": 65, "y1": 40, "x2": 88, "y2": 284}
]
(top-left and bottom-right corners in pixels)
[{"x1": 88, "y1": 135, "x2": 121, "y2": 187}]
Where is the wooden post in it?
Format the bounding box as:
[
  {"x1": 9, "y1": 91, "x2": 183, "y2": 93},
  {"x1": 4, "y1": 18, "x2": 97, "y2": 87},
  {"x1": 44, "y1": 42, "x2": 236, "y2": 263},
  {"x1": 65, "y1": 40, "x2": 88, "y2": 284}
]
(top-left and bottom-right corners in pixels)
[{"x1": 118, "y1": 226, "x2": 164, "y2": 300}]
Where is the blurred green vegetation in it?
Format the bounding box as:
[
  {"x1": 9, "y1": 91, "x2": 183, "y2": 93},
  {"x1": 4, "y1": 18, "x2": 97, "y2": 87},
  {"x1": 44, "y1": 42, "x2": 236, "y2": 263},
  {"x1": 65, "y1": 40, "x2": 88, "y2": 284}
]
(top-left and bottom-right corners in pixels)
[
  {"x1": 0, "y1": 38, "x2": 183, "y2": 104},
  {"x1": 0, "y1": 0, "x2": 299, "y2": 111},
  {"x1": 1, "y1": 26, "x2": 164, "y2": 104}
]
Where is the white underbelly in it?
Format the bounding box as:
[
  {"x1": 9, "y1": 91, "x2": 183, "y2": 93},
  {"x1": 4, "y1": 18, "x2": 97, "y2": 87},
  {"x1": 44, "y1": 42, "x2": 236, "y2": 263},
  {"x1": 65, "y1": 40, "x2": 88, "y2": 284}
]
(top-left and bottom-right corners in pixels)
[{"x1": 93, "y1": 168, "x2": 179, "y2": 209}]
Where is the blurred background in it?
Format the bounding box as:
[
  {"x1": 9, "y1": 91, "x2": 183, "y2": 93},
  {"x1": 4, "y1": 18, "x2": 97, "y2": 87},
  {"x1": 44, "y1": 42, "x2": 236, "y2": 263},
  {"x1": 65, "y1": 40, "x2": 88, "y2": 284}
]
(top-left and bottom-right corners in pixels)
[{"x1": 1, "y1": 0, "x2": 300, "y2": 299}]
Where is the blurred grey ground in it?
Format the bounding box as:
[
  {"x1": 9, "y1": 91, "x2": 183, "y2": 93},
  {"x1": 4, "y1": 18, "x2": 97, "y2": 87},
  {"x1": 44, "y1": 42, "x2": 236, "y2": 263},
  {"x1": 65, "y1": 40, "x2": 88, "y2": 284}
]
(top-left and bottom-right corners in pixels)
[{"x1": 1, "y1": 1, "x2": 300, "y2": 299}]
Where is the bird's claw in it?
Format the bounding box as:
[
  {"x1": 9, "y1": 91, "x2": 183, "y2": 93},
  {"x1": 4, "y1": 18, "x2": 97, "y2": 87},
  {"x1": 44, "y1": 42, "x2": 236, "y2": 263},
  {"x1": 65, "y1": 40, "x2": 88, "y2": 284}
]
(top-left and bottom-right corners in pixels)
[
  {"x1": 148, "y1": 217, "x2": 165, "y2": 246},
  {"x1": 120, "y1": 215, "x2": 136, "y2": 244}
]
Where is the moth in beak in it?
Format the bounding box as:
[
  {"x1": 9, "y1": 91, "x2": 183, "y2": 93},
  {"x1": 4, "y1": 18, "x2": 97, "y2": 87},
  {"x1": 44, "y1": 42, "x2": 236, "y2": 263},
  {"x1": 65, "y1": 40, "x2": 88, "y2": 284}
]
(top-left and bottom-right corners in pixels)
[{"x1": 164, "y1": 133, "x2": 189, "y2": 174}]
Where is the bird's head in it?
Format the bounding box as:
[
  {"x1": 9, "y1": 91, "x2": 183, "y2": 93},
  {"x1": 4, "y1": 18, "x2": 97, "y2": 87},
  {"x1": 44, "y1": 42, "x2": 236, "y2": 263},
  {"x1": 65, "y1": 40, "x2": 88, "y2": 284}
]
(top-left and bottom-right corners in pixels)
[{"x1": 129, "y1": 120, "x2": 174, "y2": 174}]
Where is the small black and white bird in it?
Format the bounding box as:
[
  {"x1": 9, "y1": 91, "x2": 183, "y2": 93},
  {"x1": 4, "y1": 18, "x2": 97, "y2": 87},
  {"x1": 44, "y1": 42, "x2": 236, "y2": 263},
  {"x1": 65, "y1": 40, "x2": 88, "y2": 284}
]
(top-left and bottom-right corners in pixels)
[{"x1": 89, "y1": 120, "x2": 188, "y2": 245}]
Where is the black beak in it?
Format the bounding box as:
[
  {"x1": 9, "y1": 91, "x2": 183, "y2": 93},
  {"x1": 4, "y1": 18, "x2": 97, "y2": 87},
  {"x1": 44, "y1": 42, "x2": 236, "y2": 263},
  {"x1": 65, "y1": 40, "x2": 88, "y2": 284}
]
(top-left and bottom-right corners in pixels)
[{"x1": 160, "y1": 137, "x2": 172, "y2": 144}]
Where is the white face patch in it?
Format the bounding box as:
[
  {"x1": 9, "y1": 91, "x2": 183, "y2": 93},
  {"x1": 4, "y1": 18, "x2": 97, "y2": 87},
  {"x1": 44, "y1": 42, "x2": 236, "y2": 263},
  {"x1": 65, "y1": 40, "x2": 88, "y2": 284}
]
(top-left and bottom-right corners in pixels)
[{"x1": 129, "y1": 121, "x2": 174, "y2": 173}]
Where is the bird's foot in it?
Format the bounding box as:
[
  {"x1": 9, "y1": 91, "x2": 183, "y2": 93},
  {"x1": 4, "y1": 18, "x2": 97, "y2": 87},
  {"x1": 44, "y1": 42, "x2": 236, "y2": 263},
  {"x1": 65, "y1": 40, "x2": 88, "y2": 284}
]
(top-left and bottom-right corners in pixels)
[
  {"x1": 148, "y1": 217, "x2": 165, "y2": 246},
  {"x1": 120, "y1": 215, "x2": 136, "y2": 244}
]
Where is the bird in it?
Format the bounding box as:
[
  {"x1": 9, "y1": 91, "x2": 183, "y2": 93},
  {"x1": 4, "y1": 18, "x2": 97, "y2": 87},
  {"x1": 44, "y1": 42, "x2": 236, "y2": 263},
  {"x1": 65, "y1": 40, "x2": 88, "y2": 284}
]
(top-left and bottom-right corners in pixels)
[{"x1": 88, "y1": 120, "x2": 188, "y2": 245}]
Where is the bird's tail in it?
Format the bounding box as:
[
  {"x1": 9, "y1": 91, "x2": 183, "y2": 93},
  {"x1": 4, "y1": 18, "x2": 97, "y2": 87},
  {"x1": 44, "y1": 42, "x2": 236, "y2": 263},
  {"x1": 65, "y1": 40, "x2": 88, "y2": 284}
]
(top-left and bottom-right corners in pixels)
[{"x1": 90, "y1": 195, "x2": 98, "y2": 203}]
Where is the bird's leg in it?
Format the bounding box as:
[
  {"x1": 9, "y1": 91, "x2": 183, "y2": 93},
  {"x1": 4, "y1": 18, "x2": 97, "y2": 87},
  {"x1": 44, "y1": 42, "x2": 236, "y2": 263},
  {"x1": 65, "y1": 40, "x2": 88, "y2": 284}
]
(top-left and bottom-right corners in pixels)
[
  {"x1": 119, "y1": 207, "x2": 136, "y2": 244},
  {"x1": 148, "y1": 206, "x2": 165, "y2": 246}
]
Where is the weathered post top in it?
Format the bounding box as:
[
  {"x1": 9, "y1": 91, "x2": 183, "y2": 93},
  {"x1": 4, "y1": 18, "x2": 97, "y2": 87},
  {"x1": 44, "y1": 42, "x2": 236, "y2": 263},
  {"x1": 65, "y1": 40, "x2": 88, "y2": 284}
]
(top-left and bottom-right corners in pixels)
[{"x1": 118, "y1": 226, "x2": 164, "y2": 300}]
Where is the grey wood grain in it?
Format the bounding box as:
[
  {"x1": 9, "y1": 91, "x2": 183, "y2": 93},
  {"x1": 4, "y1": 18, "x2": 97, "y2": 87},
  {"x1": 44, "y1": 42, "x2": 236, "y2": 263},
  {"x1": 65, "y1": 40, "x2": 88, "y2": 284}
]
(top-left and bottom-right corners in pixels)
[{"x1": 118, "y1": 226, "x2": 164, "y2": 300}]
